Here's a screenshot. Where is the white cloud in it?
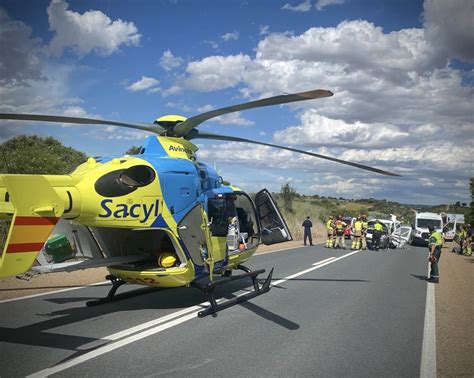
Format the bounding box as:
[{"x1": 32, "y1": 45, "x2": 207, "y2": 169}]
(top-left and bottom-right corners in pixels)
[
  {"x1": 184, "y1": 54, "x2": 252, "y2": 91},
  {"x1": 282, "y1": 0, "x2": 312, "y2": 12},
  {"x1": 222, "y1": 31, "x2": 240, "y2": 41},
  {"x1": 315, "y1": 0, "x2": 346, "y2": 11},
  {"x1": 160, "y1": 50, "x2": 183, "y2": 71},
  {"x1": 255, "y1": 21, "x2": 439, "y2": 73},
  {"x1": 274, "y1": 110, "x2": 409, "y2": 149},
  {"x1": 419, "y1": 178, "x2": 435, "y2": 187},
  {"x1": 162, "y1": 85, "x2": 182, "y2": 96},
  {"x1": 47, "y1": 0, "x2": 141, "y2": 57},
  {"x1": 126, "y1": 76, "x2": 160, "y2": 92},
  {"x1": 0, "y1": 9, "x2": 44, "y2": 86},
  {"x1": 214, "y1": 112, "x2": 254, "y2": 126},
  {"x1": 423, "y1": 0, "x2": 474, "y2": 63},
  {"x1": 204, "y1": 40, "x2": 219, "y2": 49},
  {"x1": 166, "y1": 102, "x2": 192, "y2": 112},
  {"x1": 259, "y1": 25, "x2": 270, "y2": 36}
]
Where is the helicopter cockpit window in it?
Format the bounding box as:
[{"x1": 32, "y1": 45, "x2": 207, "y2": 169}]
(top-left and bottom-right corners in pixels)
[{"x1": 120, "y1": 165, "x2": 156, "y2": 187}]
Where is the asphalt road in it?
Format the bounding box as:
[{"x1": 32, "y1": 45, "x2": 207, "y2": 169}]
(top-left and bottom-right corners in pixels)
[{"x1": 0, "y1": 244, "x2": 432, "y2": 377}]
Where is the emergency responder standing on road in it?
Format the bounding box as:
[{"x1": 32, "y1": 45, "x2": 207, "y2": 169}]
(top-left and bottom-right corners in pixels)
[
  {"x1": 351, "y1": 216, "x2": 363, "y2": 250},
  {"x1": 334, "y1": 216, "x2": 346, "y2": 249},
  {"x1": 371, "y1": 220, "x2": 383, "y2": 251},
  {"x1": 361, "y1": 215, "x2": 368, "y2": 250},
  {"x1": 302, "y1": 216, "x2": 314, "y2": 246},
  {"x1": 428, "y1": 224, "x2": 443, "y2": 283},
  {"x1": 326, "y1": 216, "x2": 334, "y2": 248}
]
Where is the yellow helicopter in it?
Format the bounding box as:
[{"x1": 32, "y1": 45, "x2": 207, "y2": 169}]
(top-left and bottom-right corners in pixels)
[{"x1": 0, "y1": 89, "x2": 398, "y2": 317}]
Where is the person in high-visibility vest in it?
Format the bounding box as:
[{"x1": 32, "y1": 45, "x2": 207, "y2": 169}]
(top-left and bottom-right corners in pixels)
[
  {"x1": 427, "y1": 225, "x2": 443, "y2": 283},
  {"x1": 334, "y1": 216, "x2": 347, "y2": 249},
  {"x1": 463, "y1": 224, "x2": 472, "y2": 256},
  {"x1": 351, "y1": 216, "x2": 363, "y2": 250},
  {"x1": 361, "y1": 214, "x2": 368, "y2": 250},
  {"x1": 371, "y1": 220, "x2": 383, "y2": 251},
  {"x1": 457, "y1": 225, "x2": 466, "y2": 254},
  {"x1": 326, "y1": 216, "x2": 334, "y2": 248}
]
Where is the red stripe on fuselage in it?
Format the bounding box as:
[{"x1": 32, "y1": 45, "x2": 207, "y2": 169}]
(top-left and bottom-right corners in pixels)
[
  {"x1": 6, "y1": 242, "x2": 45, "y2": 254},
  {"x1": 14, "y1": 216, "x2": 59, "y2": 226}
]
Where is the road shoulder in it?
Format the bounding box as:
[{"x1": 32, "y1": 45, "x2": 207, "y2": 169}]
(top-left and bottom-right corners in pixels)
[{"x1": 435, "y1": 243, "x2": 473, "y2": 376}]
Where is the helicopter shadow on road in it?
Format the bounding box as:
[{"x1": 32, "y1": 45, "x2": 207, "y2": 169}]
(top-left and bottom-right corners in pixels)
[
  {"x1": 0, "y1": 285, "x2": 204, "y2": 352},
  {"x1": 0, "y1": 276, "x2": 300, "y2": 353}
]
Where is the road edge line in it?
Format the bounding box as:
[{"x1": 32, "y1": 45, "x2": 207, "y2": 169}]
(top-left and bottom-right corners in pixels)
[{"x1": 420, "y1": 282, "x2": 437, "y2": 378}]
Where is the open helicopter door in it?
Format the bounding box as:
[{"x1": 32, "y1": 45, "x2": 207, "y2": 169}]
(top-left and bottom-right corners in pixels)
[
  {"x1": 177, "y1": 204, "x2": 221, "y2": 278},
  {"x1": 255, "y1": 189, "x2": 292, "y2": 245}
]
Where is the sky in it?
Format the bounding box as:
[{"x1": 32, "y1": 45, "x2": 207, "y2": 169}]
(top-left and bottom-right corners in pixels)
[{"x1": 0, "y1": 0, "x2": 472, "y2": 205}]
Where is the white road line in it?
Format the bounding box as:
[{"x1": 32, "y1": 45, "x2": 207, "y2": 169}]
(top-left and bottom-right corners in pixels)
[
  {"x1": 420, "y1": 282, "x2": 437, "y2": 378},
  {"x1": 77, "y1": 305, "x2": 204, "y2": 350},
  {"x1": 0, "y1": 281, "x2": 109, "y2": 304},
  {"x1": 28, "y1": 250, "x2": 361, "y2": 377},
  {"x1": 272, "y1": 250, "x2": 361, "y2": 286},
  {"x1": 78, "y1": 256, "x2": 338, "y2": 351},
  {"x1": 27, "y1": 312, "x2": 199, "y2": 378}
]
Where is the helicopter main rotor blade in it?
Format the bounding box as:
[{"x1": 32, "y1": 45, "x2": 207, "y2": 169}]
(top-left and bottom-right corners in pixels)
[
  {"x1": 173, "y1": 89, "x2": 333, "y2": 137},
  {"x1": 187, "y1": 130, "x2": 400, "y2": 177},
  {"x1": 0, "y1": 113, "x2": 165, "y2": 134}
]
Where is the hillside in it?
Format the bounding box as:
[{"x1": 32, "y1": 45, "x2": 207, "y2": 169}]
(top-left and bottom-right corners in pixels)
[{"x1": 273, "y1": 193, "x2": 471, "y2": 242}]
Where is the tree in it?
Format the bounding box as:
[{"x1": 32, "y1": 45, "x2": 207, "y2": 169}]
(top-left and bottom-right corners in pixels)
[
  {"x1": 280, "y1": 183, "x2": 298, "y2": 214},
  {"x1": 467, "y1": 177, "x2": 474, "y2": 225},
  {"x1": 0, "y1": 135, "x2": 87, "y2": 174},
  {"x1": 0, "y1": 135, "x2": 87, "y2": 250}
]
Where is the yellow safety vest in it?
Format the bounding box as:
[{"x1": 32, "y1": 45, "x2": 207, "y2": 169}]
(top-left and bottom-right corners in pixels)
[
  {"x1": 354, "y1": 221, "x2": 362, "y2": 232},
  {"x1": 429, "y1": 231, "x2": 443, "y2": 247},
  {"x1": 326, "y1": 220, "x2": 333, "y2": 230}
]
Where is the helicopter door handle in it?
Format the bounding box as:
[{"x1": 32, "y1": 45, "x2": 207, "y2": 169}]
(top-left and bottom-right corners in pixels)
[{"x1": 178, "y1": 225, "x2": 188, "y2": 230}]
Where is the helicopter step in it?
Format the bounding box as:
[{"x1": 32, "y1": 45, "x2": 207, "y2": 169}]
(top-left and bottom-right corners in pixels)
[
  {"x1": 191, "y1": 265, "x2": 274, "y2": 318},
  {"x1": 85, "y1": 275, "x2": 159, "y2": 307}
]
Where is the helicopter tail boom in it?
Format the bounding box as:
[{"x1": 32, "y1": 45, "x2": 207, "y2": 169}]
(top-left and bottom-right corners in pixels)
[{"x1": 0, "y1": 175, "x2": 65, "y2": 278}]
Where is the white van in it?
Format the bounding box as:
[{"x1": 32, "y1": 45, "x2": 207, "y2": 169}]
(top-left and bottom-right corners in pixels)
[{"x1": 412, "y1": 212, "x2": 443, "y2": 245}]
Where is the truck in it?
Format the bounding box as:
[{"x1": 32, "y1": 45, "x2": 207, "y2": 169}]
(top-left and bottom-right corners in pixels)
[{"x1": 412, "y1": 212, "x2": 443, "y2": 246}]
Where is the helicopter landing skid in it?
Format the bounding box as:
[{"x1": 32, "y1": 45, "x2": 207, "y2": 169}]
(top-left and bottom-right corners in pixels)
[
  {"x1": 191, "y1": 265, "x2": 274, "y2": 318},
  {"x1": 85, "y1": 275, "x2": 159, "y2": 307}
]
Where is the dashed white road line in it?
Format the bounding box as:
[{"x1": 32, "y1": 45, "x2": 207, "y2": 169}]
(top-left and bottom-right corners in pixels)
[
  {"x1": 27, "y1": 250, "x2": 361, "y2": 377},
  {"x1": 272, "y1": 249, "x2": 361, "y2": 286}
]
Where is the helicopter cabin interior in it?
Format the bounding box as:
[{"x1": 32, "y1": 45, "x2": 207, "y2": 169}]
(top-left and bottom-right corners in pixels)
[
  {"x1": 206, "y1": 192, "x2": 259, "y2": 254},
  {"x1": 32, "y1": 221, "x2": 186, "y2": 274}
]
